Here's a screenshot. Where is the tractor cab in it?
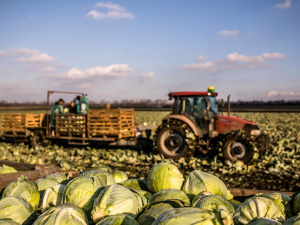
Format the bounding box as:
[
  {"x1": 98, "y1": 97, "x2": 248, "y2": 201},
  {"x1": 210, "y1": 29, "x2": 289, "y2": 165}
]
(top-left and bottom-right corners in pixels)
[{"x1": 169, "y1": 90, "x2": 219, "y2": 137}]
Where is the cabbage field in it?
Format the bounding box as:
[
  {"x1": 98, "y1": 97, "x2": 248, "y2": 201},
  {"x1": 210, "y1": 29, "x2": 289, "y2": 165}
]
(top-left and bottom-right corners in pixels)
[
  {"x1": 0, "y1": 111, "x2": 300, "y2": 192},
  {"x1": 1, "y1": 162, "x2": 300, "y2": 224}
]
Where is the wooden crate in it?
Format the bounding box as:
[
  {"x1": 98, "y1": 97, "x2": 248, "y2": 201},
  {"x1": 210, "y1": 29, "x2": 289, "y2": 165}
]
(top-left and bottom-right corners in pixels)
[
  {"x1": 55, "y1": 114, "x2": 86, "y2": 137},
  {"x1": 87, "y1": 108, "x2": 135, "y2": 138},
  {"x1": 1, "y1": 113, "x2": 44, "y2": 136}
]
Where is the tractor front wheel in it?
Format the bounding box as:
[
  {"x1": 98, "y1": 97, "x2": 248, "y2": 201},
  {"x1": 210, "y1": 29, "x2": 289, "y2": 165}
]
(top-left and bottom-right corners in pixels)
[
  {"x1": 223, "y1": 137, "x2": 253, "y2": 162},
  {"x1": 155, "y1": 120, "x2": 196, "y2": 159}
]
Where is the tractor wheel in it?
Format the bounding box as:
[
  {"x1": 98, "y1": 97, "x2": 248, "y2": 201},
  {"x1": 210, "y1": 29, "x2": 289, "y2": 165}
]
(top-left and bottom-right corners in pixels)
[
  {"x1": 155, "y1": 120, "x2": 196, "y2": 159},
  {"x1": 30, "y1": 130, "x2": 47, "y2": 148},
  {"x1": 223, "y1": 137, "x2": 253, "y2": 162}
]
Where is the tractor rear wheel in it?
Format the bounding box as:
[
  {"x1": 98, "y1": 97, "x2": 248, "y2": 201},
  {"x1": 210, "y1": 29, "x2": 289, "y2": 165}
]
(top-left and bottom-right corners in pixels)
[
  {"x1": 223, "y1": 137, "x2": 253, "y2": 162},
  {"x1": 155, "y1": 120, "x2": 196, "y2": 159}
]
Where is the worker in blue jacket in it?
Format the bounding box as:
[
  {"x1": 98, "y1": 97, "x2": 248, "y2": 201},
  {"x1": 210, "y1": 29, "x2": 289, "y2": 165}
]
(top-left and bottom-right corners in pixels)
[{"x1": 76, "y1": 96, "x2": 89, "y2": 114}]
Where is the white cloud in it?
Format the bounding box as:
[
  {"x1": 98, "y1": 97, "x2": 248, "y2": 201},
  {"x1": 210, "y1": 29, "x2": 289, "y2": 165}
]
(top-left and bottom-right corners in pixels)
[
  {"x1": 226, "y1": 52, "x2": 285, "y2": 63},
  {"x1": 182, "y1": 52, "x2": 285, "y2": 73},
  {"x1": 218, "y1": 30, "x2": 239, "y2": 36},
  {"x1": 267, "y1": 91, "x2": 300, "y2": 97},
  {"x1": 87, "y1": 2, "x2": 135, "y2": 20},
  {"x1": 8, "y1": 47, "x2": 54, "y2": 63},
  {"x1": 275, "y1": 0, "x2": 292, "y2": 8},
  {"x1": 63, "y1": 64, "x2": 152, "y2": 80}
]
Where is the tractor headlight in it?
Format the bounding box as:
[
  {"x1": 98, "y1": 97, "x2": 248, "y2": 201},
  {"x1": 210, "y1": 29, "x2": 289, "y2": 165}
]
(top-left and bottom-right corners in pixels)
[{"x1": 251, "y1": 129, "x2": 261, "y2": 136}]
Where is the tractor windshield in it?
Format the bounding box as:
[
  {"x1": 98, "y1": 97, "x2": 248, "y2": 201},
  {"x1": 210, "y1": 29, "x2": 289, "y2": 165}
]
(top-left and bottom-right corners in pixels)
[{"x1": 178, "y1": 96, "x2": 218, "y2": 116}]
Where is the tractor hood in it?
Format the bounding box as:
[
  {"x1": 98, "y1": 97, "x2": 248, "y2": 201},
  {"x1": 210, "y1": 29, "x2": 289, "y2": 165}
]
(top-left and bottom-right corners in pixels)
[{"x1": 216, "y1": 115, "x2": 259, "y2": 135}]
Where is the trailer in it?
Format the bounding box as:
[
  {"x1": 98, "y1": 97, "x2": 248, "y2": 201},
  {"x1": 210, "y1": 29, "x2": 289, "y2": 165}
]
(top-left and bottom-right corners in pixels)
[{"x1": 1, "y1": 90, "x2": 151, "y2": 148}]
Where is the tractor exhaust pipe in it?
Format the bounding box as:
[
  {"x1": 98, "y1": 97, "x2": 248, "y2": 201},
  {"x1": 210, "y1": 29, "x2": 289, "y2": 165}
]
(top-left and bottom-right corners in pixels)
[{"x1": 227, "y1": 95, "x2": 231, "y2": 116}]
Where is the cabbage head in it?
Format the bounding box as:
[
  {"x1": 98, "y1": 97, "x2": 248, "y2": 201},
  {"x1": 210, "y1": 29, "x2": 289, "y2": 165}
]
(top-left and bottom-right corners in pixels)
[
  {"x1": 78, "y1": 169, "x2": 116, "y2": 186},
  {"x1": 147, "y1": 163, "x2": 184, "y2": 193},
  {"x1": 0, "y1": 165, "x2": 17, "y2": 174},
  {"x1": 2, "y1": 176, "x2": 40, "y2": 209},
  {"x1": 150, "y1": 189, "x2": 190, "y2": 206},
  {"x1": 234, "y1": 196, "x2": 286, "y2": 224},
  {"x1": 122, "y1": 179, "x2": 148, "y2": 191},
  {"x1": 33, "y1": 204, "x2": 88, "y2": 225},
  {"x1": 62, "y1": 176, "x2": 105, "y2": 217},
  {"x1": 36, "y1": 173, "x2": 68, "y2": 194},
  {"x1": 182, "y1": 170, "x2": 232, "y2": 200},
  {"x1": 112, "y1": 171, "x2": 128, "y2": 183},
  {"x1": 95, "y1": 214, "x2": 139, "y2": 225},
  {"x1": 41, "y1": 184, "x2": 65, "y2": 212},
  {"x1": 92, "y1": 184, "x2": 140, "y2": 223},
  {"x1": 247, "y1": 217, "x2": 282, "y2": 225},
  {"x1": 0, "y1": 196, "x2": 36, "y2": 225},
  {"x1": 192, "y1": 193, "x2": 235, "y2": 216},
  {"x1": 255, "y1": 192, "x2": 291, "y2": 217},
  {"x1": 0, "y1": 219, "x2": 20, "y2": 225},
  {"x1": 152, "y1": 207, "x2": 233, "y2": 225}
]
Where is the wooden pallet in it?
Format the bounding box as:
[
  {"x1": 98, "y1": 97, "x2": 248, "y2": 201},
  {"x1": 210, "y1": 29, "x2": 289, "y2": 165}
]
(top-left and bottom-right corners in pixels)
[
  {"x1": 87, "y1": 108, "x2": 135, "y2": 138},
  {"x1": 1, "y1": 113, "x2": 44, "y2": 136},
  {"x1": 0, "y1": 160, "x2": 76, "y2": 189},
  {"x1": 55, "y1": 114, "x2": 86, "y2": 137}
]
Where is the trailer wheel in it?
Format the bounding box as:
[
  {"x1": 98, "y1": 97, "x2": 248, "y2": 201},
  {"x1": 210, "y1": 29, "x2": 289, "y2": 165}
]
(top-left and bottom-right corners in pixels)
[
  {"x1": 30, "y1": 130, "x2": 46, "y2": 148},
  {"x1": 155, "y1": 120, "x2": 196, "y2": 159},
  {"x1": 223, "y1": 137, "x2": 253, "y2": 162}
]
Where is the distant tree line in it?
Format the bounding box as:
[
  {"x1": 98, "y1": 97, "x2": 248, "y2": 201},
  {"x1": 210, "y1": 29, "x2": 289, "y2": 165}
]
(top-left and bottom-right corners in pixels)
[{"x1": 0, "y1": 99, "x2": 299, "y2": 108}]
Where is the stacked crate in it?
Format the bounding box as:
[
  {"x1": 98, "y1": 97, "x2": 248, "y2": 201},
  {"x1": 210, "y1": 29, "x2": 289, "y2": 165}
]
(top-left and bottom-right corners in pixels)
[
  {"x1": 55, "y1": 114, "x2": 86, "y2": 137},
  {"x1": 1, "y1": 113, "x2": 44, "y2": 136},
  {"x1": 87, "y1": 108, "x2": 135, "y2": 138}
]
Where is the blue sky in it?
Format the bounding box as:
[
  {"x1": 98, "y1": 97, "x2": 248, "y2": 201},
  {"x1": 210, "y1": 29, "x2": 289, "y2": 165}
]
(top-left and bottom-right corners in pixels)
[{"x1": 0, "y1": 0, "x2": 299, "y2": 102}]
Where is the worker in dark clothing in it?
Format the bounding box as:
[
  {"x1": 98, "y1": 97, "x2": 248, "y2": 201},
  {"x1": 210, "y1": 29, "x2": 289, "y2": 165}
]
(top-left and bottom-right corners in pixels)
[{"x1": 67, "y1": 101, "x2": 76, "y2": 114}]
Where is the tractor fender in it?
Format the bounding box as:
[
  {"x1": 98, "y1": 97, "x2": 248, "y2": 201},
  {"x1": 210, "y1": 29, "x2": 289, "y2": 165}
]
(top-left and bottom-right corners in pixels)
[{"x1": 162, "y1": 115, "x2": 201, "y2": 137}]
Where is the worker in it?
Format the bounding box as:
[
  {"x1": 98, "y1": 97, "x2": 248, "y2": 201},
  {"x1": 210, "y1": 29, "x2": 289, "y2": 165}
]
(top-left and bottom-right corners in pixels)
[
  {"x1": 207, "y1": 86, "x2": 218, "y2": 115},
  {"x1": 76, "y1": 96, "x2": 89, "y2": 114},
  {"x1": 66, "y1": 101, "x2": 76, "y2": 114},
  {"x1": 50, "y1": 98, "x2": 65, "y2": 135}
]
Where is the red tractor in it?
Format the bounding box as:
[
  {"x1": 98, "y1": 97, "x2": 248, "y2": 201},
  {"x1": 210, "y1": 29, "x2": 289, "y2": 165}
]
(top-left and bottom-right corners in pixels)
[{"x1": 155, "y1": 88, "x2": 270, "y2": 162}]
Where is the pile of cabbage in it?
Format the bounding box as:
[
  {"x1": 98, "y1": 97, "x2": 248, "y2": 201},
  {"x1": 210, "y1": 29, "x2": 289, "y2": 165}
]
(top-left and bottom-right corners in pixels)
[{"x1": 0, "y1": 162, "x2": 300, "y2": 225}]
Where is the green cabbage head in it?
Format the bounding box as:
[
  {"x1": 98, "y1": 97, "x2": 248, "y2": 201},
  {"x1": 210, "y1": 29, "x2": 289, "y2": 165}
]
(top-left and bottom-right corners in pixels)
[
  {"x1": 2, "y1": 176, "x2": 40, "y2": 209},
  {"x1": 0, "y1": 196, "x2": 36, "y2": 225},
  {"x1": 181, "y1": 170, "x2": 232, "y2": 200},
  {"x1": 234, "y1": 196, "x2": 286, "y2": 224},
  {"x1": 92, "y1": 184, "x2": 140, "y2": 223},
  {"x1": 33, "y1": 204, "x2": 89, "y2": 225},
  {"x1": 61, "y1": 176, "x2": 105, "y2": 217},
  {"x1": 147, "y1": 163, "x2": 184, "y2": 193},
  {"x1": 192, "y1": 193, "x2": 235, "y2": 216}
]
